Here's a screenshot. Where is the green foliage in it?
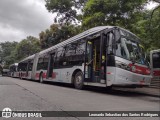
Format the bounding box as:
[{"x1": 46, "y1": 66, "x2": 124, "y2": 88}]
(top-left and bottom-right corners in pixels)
[
  {"x1": 149, "y1": 7, "x2": 160, "y2": 51},
  {"x1": 44, "y1": 0, "x2": 159, "y2": 52},
  {"x1": 128, "y1": 7, "x2": 160, "y2": 53},
  {"x1": 0, "y1": 0, "x2": 159, "y2": 68},
  {"x1": 45, "y1": 0, "x2": 87, "y2": 24},
  {"x1": 0, "y1": 41, "x2": 18, "y2": 68},
  {"x1": 14, "y1": 36, "x2": 41, "y2": 61},
  {"x1": 39, "y1": 24, "x2": 81, "y2": 49},
  {"x1": 0, "y1": 36, "x2": 41, "y2": 68},
  {"x1": 83, "y1": 0, "x2": 147, "y2": 29},
  {"x1": 82, "y1": 0, "x2": 160, "y2": 52}
]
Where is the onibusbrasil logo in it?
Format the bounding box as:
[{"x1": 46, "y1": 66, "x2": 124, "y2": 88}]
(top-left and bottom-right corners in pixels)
[
  {"x1": 2, "y1": 108, "x2": 12, "y2": 118},
  {"x1": 2, "y1": 107, "x2": 42, "y2": 118}
]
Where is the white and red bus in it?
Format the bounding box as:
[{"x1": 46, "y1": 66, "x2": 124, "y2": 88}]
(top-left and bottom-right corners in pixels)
[
  {"x1": 9, "y1": 63, "x2": 19, "y2": 77},
  {"x1": 18, "y1": 54, "x2": 36, "y2": 79},
  {"x1": 150, "y1": 49, "x2": 160, "y2": 79},
  {"x1": 17, "y1": 26, "x2": 152, "y2": 89}
]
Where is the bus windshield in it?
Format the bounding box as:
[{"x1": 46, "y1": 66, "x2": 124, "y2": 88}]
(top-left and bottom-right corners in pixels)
[
  {"x1": 116, "y1": 29, "x2": 148, "y2": 66},
  {"x1": 152, "y1": 52, "x2": 160, "y2": 68}
]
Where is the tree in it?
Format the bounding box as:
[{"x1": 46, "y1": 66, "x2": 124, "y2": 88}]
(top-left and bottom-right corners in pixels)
[
  {"x1": 148, "y1": 7, "x2": 160, "y2": 51},
  {"x1": 45, "y1": 0, "x2": 87, "y2": 24},
  {"x1": 0, "y1": 36, "x2": 41, "y2": 68},
  {"x1": 81, "y1": 0, "x2": 160, "y2": 52},
  {"x1": 129, "y1": 7, "x2": 160, "y2": 53},
  {"x1": 39, "y1": 24, "x2": 81, "y2": 49},
  {"x1": 39, "y1": 24, "x2": 59, "y2": 49},
  {"x1": 14, "y1": 36, "x2": 41, "y2": 61},
  {"x1": 0, "y1": 41, "x2": 18, "y2": 68},
  {"x1": 82, "y1": 0, "x2": 147, "y2": 29}
]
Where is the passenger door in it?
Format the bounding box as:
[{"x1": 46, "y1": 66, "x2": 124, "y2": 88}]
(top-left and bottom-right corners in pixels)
[
  {"x1": 47, "y1": 53, "x2": 55, "y2": 78},
  {"x1": 84, "y1": 33, "x2": 108, "y2": 83}
]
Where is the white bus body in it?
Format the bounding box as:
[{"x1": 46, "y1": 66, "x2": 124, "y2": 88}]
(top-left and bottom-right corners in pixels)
[
  {"x1": 17, "y1": 26, "x2": 152, "y2": 89},
  {"x1": 9, "y1": 63, "x2": 19, "y2": 77}
]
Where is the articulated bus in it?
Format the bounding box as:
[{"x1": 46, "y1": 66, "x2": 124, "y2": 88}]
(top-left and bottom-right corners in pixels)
[
  {"x1": 17, "y1": 26, "x2": 152, "y2": 89},
  {"x1": 9, "y1": 63, "x2": 19, "y2": 77},
  {"x1": 150, "y1": 49, "x2": 160, "y2": 79},
  {"x1": 18, "y1": 55, "x2": 35, "y2": 79}
]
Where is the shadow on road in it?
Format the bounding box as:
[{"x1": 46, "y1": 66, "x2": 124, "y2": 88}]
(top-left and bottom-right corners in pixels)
[{"x1": 15, "y1": 77, "x2": 160, "y2": 98}]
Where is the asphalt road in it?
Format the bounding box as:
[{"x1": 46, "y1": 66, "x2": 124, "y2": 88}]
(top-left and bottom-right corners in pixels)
[{"x1": 0, "y1": 76, "x2": 159, "y2": 120}]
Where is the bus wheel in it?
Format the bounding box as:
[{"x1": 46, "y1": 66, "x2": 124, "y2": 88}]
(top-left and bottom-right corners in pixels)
[
  {"x1": 39, "y1": 73, "x2": 43, "y2": 83},
  {"x1": 74, "y1": 71, "x2": 84, "y2": 89}
]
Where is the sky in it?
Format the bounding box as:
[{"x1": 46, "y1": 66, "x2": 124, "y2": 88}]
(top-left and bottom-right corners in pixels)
[
  {"x1": 0, "y1": 0, "x2": 55, "y2": 42},
  {"x1": 0, "y1": 0, "x2": 159, "y2": 43}
]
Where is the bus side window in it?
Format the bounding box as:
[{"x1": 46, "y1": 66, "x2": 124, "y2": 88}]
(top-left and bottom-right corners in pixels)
[
  {"x1": 65, "y1": 40, "x2": 85, "y2": 66},
  {"x1": 43, "y1": 55, "x2": 49, "y2": 70},
  {"x1": 28, "y1": 61, "x2": 33, "y2": 71},
  {"x1": 37, "y1": 58, "x2": 43, "y2": 70},
  {"x1": 64, "y1": 42, "x2": 77, "y2": 66},
  {"x1": 54, "y1": 47, "x2": 65, "y2": 68},
  {"x1": 76, "y1": 39, "x2": 85, "y2": 56},
  {"x1": 22, "y1": 62, "x2": 28, "y2": 71},
  {"x1": 65, "y1": 42, "x2": 77, "y2": 57},
  {"x1": 107, "y1": 32, "x2": 114, "y2": 55}
]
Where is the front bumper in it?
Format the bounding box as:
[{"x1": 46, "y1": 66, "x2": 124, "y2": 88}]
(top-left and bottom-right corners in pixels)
[{"x1": 114, "y1": 68, "x2": 152, "y2": 87}]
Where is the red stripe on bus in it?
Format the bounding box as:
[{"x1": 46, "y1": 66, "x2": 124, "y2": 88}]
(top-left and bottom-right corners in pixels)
[
  {"x1": 22, "y1": 73, "x2": 26, "y2": 77},
  {"x1": 153, "y1": 70, "x2": 160, "y2": 76},
  {"x1": 52, "y1": 72, "x2": 57, "y2": 79},
  {"x1": 128, "y1": 64, "x2": 151, "y2": 75},
  {"x1": 43, "y1": 73, "x2": 47, "y2": 78},
  {"x1": 36, "y1": 73, "x2": 40, "y2": 78}
]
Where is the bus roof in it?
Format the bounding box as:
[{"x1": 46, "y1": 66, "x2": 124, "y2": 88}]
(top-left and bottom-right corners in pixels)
[
  {"x1": 39, "y1": 26, "x2": 114, "y2": 56},
  {"x1": 10, "y1": 63, "x2": 18, "y2": 67},
  {"x1": 19, "y1": 26, "x2": 140, "y2": 61},
  {"x1": 19, "y1": 54, "x2": 35, "y2": 63}
]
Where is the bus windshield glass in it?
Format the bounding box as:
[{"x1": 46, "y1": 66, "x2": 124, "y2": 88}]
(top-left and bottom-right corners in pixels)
[
  {"x1": 116, "y1": 29, "x2": 148, "y2": 65},
  {"x1": 152, "y1": 52, "x2": 160, "y2": 68}
]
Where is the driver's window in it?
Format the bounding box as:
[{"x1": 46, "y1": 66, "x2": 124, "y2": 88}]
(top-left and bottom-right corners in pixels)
[
  {"x1": 120, "y1": 38, "x2": 130, "y2": 59},
  {"x1": 121, "y1": 47, "x2": 127, "y2": 59}
]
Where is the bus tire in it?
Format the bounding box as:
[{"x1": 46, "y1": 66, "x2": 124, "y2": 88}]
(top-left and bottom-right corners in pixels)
[
  {"x1": 74, "y1": 71, "x2": 84, "y2": 89},
  {"x1": 39, "y1": 73, "x2": 43, "y2": 83}
]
